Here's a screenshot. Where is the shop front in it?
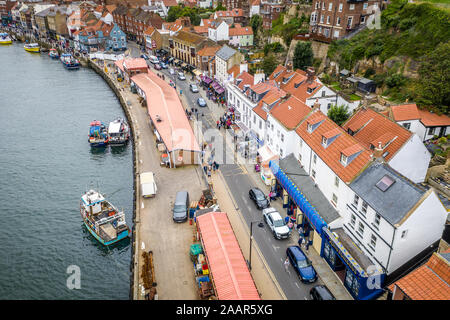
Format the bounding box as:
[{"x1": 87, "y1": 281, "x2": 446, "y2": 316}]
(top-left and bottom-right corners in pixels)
[{"x1": 321, "y1": 228, "x2": 385, "y2": 300}]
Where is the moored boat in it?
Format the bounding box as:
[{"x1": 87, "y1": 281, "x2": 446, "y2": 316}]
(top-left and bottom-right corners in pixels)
[
  {"x1": 24, "y1": 43, "x2": 40, "y2": 53},
  {"x1": 0, "y1": 32, "x2": 12, "y2": 45},
  {"x1": 48, "y1": 48, "x2": 59, "y2": 59},
  {"x1": 108, "y1": 117, "x2": 130, "y2": 146},
  {"x1": 80, "y1": 189, "x2": 130, "y2": 246},
  {"x1": 89, "y1": 120, "x2": 109, "y2": 147},
  {"x1": 60, "y1": 53, "x2": 80, "y2": 69}
]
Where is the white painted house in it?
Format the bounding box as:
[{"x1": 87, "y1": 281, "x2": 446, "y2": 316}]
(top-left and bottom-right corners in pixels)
[
  {"x1": 208, "y1": 20, "x2": 229, "y2": 42},
  {"x1": 389, "y1": 103, "x2": 450, "y2": 142},
  {"x1": 215, "y1": 45, "x2": 241, "y2": 85}
]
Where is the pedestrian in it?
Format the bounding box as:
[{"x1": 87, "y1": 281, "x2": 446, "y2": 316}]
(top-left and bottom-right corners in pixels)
[
  {"x1": 212, "y1": 161, "x2": 217, "y2": 172},
  {"x1": 268, "y1": 192, "x2": 272, "y2": 204},
  {"x1": 284, "y1": 257, "x2": 290, "y2": 272},
  {"x1": 298, "y1": 236, "x2": 304, "y2": 247},
  {"x1": 207, "y1": 167, "x2": 211, "y2": 179},
  {"x1": 216, "y1": 120, "x2": 219, "y2": 129},
  {"x1": 305, "y1": 240, "x2": 310, "y2": 252}
]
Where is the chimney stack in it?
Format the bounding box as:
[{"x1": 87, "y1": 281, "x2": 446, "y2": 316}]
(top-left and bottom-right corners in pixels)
[
  {"x1": 253, "y1": 69, "x2": 265, "y2": 85},
  {"x1": 373, "y1": 142, "x2": 384, "y2": 159},
  {"x1": 306, "y1": 67, "x2": 315, "y2": 83},
  {"x1": 286, "y1": 62, "x2": 293, "y2": 72},
  {"x1": 312, "y1": 98, "x2": 320, "y2": 111}
]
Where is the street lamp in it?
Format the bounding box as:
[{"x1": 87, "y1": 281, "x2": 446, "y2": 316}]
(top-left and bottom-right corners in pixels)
[{"x1": 248, "y1": 220, "x2": 264, "y2": 271}]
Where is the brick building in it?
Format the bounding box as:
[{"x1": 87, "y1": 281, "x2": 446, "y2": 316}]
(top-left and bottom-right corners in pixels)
[
  {"x1": 309, "y1": 0, "x2": 381, "y2": 40},
  {"x1": 260, "y1": 0, "x2": 285, "y2": 30},
  {"x1": 223, "y1": 0, "x2": 250, "y2": 17}
]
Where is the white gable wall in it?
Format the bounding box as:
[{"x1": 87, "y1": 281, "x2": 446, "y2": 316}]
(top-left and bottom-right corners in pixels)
[
  {"x1": 387, "y1": 134, "x2": 431, "y2": 183},
  {"x1": 386, "y1": 191, "x2": 447, "y2": 274}
]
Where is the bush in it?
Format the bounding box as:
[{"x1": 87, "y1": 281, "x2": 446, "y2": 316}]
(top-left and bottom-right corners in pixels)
[
  {"x1": 364, "y1": 68, "x2": 376, "y2": 78},
  {"x1": 385, "y1": 74, "x2": 406, "y2": 88},
  {"x1": 438, "y1": 137, "x2": 448, "y2": 144}
]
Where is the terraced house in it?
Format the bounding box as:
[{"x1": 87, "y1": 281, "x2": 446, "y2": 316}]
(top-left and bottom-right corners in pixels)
[{"x1": 73, "y1": 18, "x2": 126, "y2": 52}]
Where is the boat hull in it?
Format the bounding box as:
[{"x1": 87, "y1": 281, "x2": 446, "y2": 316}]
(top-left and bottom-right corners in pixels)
[
  {"x1": 24, "y1": 47, "x2": 40, "y2": 53},
  {"x1": 89, "y1": 140, "x2": 108, "y2": 147},
  {"x1": 63, "y1": 63, "x2": 80, "y2": 70},
  {"x1": 82, "y1": 219, "x2": 130, "y2": 246},
  {"x1": 0, "y1": 40, "x2": 12, "y2": 45}
]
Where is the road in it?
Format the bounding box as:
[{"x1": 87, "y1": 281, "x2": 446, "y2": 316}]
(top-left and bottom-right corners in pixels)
[{"x1": 131, "y1": 49, "x2": 323, "y2": 300}]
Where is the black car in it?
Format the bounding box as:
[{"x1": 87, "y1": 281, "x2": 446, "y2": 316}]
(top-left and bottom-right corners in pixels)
[
  {"x1": 249, "y1": 188, "x2": 269, "y2": 210},
  {"x1": 310, "y1": 285, "x2": 336, "y2": 300}
]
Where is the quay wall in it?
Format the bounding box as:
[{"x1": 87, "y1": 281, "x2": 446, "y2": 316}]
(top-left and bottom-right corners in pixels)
[{"x1": 88, "y1": 60, "x2": 140, "y2": 300}]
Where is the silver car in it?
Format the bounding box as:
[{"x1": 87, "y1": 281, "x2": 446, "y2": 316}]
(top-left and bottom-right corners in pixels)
[
  {"x1": 177, "y1": 72, "x2": 186, "y2": 80},
  {"x1": 190, "y1": 84, "x2": 199, "y2": 93}
]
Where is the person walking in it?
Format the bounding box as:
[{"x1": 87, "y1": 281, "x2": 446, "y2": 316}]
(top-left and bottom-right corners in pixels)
[{"x1": 284, "y1": 257, "x2": 290, "y2": 273}]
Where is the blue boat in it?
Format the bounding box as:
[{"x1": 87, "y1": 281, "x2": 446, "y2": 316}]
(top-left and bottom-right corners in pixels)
[
  {"x1": 60, "y1": 53, "x2": 80, "y2": 69},
  {"x1": 48, "y1": 48, "x2": 59, "y2": 59},
  {"x1": 80, "y1": 190, "x2": 130, "y2": 246},
  {"x1": 89, "y1": 120, "x2": 109, "y2": 147}
]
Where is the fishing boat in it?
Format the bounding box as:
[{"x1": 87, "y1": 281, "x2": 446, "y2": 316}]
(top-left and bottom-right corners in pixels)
[
  {"x1": 80, "y1": 189, "x2": 130, "y2": 246},
  {"x1": 108, "y1": 117, "x2": 130, "y2": 146},
  {"x1": 88, "y1": 120, "x2": 109, "y2": 147},
  {"x1": 0, "y1": 32, "x2": 12, "y2": 45},
  {"x1": 24, "y1": 43, "x2": 40, "y2": 53},
  {"x1": 60, "y1": 53, "x2": 80, "y2": 69},
  {"x1": 48, "y1": 48, "x2": 59, "y2": 59}
]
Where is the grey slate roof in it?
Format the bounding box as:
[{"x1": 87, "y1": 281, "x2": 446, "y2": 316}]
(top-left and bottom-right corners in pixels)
[
  {"x1": 350, "y1": 161, "x2": 427, "y2": 226},
  {"x1": 279, "y1": 153, "x2": 340, "y2": 225},
  {"x1": 216, "y1": 45, "x2": 237, "y2": 61},
  {"x1": 441, "y1": 252, "x2": 450, "y2": 263}
]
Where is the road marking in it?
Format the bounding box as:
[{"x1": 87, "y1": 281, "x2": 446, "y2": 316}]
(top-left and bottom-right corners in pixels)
[
  {"x1": 139, "y1": 141, "x2": 142, "y2": 146},
  {"x1": 272, "y1": 244, "x2": 280, "y2": 251},
  {"x1": 295, "y1": 283, "x2": 300, "y2": 288}
]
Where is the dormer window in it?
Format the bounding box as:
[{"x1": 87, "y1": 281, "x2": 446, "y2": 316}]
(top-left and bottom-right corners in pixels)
[
  {"x1": 322, "y1": 136, "x2": 327, "y2": 146},
  {"x1": 307, "y1": 123, "x2": 313, "y2": 133}
]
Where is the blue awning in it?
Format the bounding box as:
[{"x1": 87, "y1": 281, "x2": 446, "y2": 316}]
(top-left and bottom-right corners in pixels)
[{"x1": 269, "y1": 160, "x2": 327, "y2": 235}]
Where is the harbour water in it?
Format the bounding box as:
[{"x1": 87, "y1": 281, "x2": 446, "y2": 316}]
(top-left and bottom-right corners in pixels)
[{"x1": 0, "y1": 44, "x2": 133, "y2": 299}]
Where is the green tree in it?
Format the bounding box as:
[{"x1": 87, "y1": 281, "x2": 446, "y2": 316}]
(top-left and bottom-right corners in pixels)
[
  {"x1": 262, "y1": 54, "x2": 278, "y2": 76},
  {"x1": 250, "y1": 14, "x2": 262, "y2": 38},
  {"x1": 215, "y1": 2, "x2": 227, "y2": 11},
  {"x1": 293, "y1": 41, "x2": 313, "y2": 71},
  {"x1": 416, "y1": 42, "x2": 450, "y2": 113},
  {"x1": 328, "y1": 105, "x2": 350, "y2": 126}
]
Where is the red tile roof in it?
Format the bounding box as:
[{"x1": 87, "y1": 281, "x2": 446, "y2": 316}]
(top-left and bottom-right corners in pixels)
[
  {"x1": 196, "y1": 212, "x2": 260, "y2": 300},
  {"x1": 192, "y1": 25, "x2": 208, "y2": 34},
  {"x1": 390, "y1": 252, "x2": 450, "y2": 300},
  {"x1": 342, "y1": 108, "x2": 412, "y2": 161},
  {"x1": 236, "y1": 71, "x2": 254, "y2": 91},
  {"x1": 296, "y1": 111, "x2": 372, "y2": 183},
  {"x1": 229, "y1": 26, "x2": 253, "y2": 36},
  {"x1": 418, "y1": 109, "x2": 450, "y2": 127},
  {"x1": 123, "y1": 58, "x2": 148, "y2": 71},
  {"x1": 197, "y1": 45, "x2": 221, "y2": 57},
  {"x1": 391, "y1": 104, "x2": 421, "y2": 121},
  {"x1": 270, "y1": 96, "x2": 310, "y2": 130}
]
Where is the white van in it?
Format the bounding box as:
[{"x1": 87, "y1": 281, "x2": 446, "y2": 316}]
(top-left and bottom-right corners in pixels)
[{"x1": 140, "y1": 172, "x2": 157, "y2": 198}]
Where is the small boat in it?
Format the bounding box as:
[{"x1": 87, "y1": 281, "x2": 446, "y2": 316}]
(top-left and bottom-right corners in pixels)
[
  {"x1": 0, "y1": 32, "x2": 12, "y2": 45},
  {"x1": 60, "y1": 53, "x2": 80, "y2": 69},
  {"x1": 88, "y1": 120, "x2": 109, "y2": 147},
  {"x1": 80, "y1": 189, "x2": 130, "y2": 246},
  {"x1": 48, "y1": 48, "x2": 59, "y2": 59},
  {"x1": 108, "y1": 117, "x2": 130, "y2": 146},
  {"x1": 24, "y1": 43, "x2": 40, "y2": 53}
]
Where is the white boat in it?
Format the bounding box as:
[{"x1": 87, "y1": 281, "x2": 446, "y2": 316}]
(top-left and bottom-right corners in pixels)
[
  {"x1": 108, "y1": 117, "x2": 130, "y2": 146},
  {"x1": 24, "y1": 43, "x2": 40, "y2": 53}
]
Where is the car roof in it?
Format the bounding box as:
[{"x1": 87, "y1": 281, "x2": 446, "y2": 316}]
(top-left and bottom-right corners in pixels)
[
  {"x1": 268, "y1": 210, "x2": 282, "y2": 221},
  {"x1": 312, "y1": 286, "x2": 335, "y2": 299},
  {"x1": 288, "y1": 246, "x2": 306, "y2": 260}
]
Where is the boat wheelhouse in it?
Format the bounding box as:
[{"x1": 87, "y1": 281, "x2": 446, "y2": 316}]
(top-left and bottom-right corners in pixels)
[
  {"x1": 0, "y1": 33, "x2": 12, "y2": 45},
  {"x1": 49, "y1": 48, "x2": 59, "y2": 59},
  {"x1": 60, "y1": 53, "x2": 80, "y2": 69},
  {"x1": 108, "y1": 117, "x2": 130, "y2": 146},
  {"x1": 80, "y1": 190, "x2": 130, "y2": 246}
]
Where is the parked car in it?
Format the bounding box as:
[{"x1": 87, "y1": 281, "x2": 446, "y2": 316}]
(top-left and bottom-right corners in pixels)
[
  {"x1": 190, "y1": 84, "x2": 199, "y2": 93},
  {"x1": 177, "y1": 72, "x2": 186, "y2": 80},
  {"x1": 169, "y1": 68, "x2": 175, "y2": 75},
  {"x1": 262, "y1": 208, "x2": 291, "y2": 239},
  {"x1": 140, "y1": 54, "x2": 149, "y2": 60},
  {"x1": 286, "y1": 246, "x2": 317, "y2": 283},
  {"x1": 197, "y1": 97, "x2": 206, "y2": 107},
  {"x1": 160, "y1": 62, "x2": 168, "y2": 69},
  {"x1": 154, "y1": 63, "x2": 161, "y2": 70},
  {"x1": 173, "y1": 191, "x2": 189, "y2": 223},
  {"x1": 149, "y1": 55, "x2": 159, "y2": 64},
  {"x1": 249, "y1": 188, "x2": 269, "y2": 210},
  {"x1": 310, "y1": 285, "x2": 336, "y2": 300}
]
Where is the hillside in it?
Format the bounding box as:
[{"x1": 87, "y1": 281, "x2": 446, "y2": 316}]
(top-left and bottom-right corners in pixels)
[{"x1": 326, "y1": 0, "x2": 450, "y2": 113}]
